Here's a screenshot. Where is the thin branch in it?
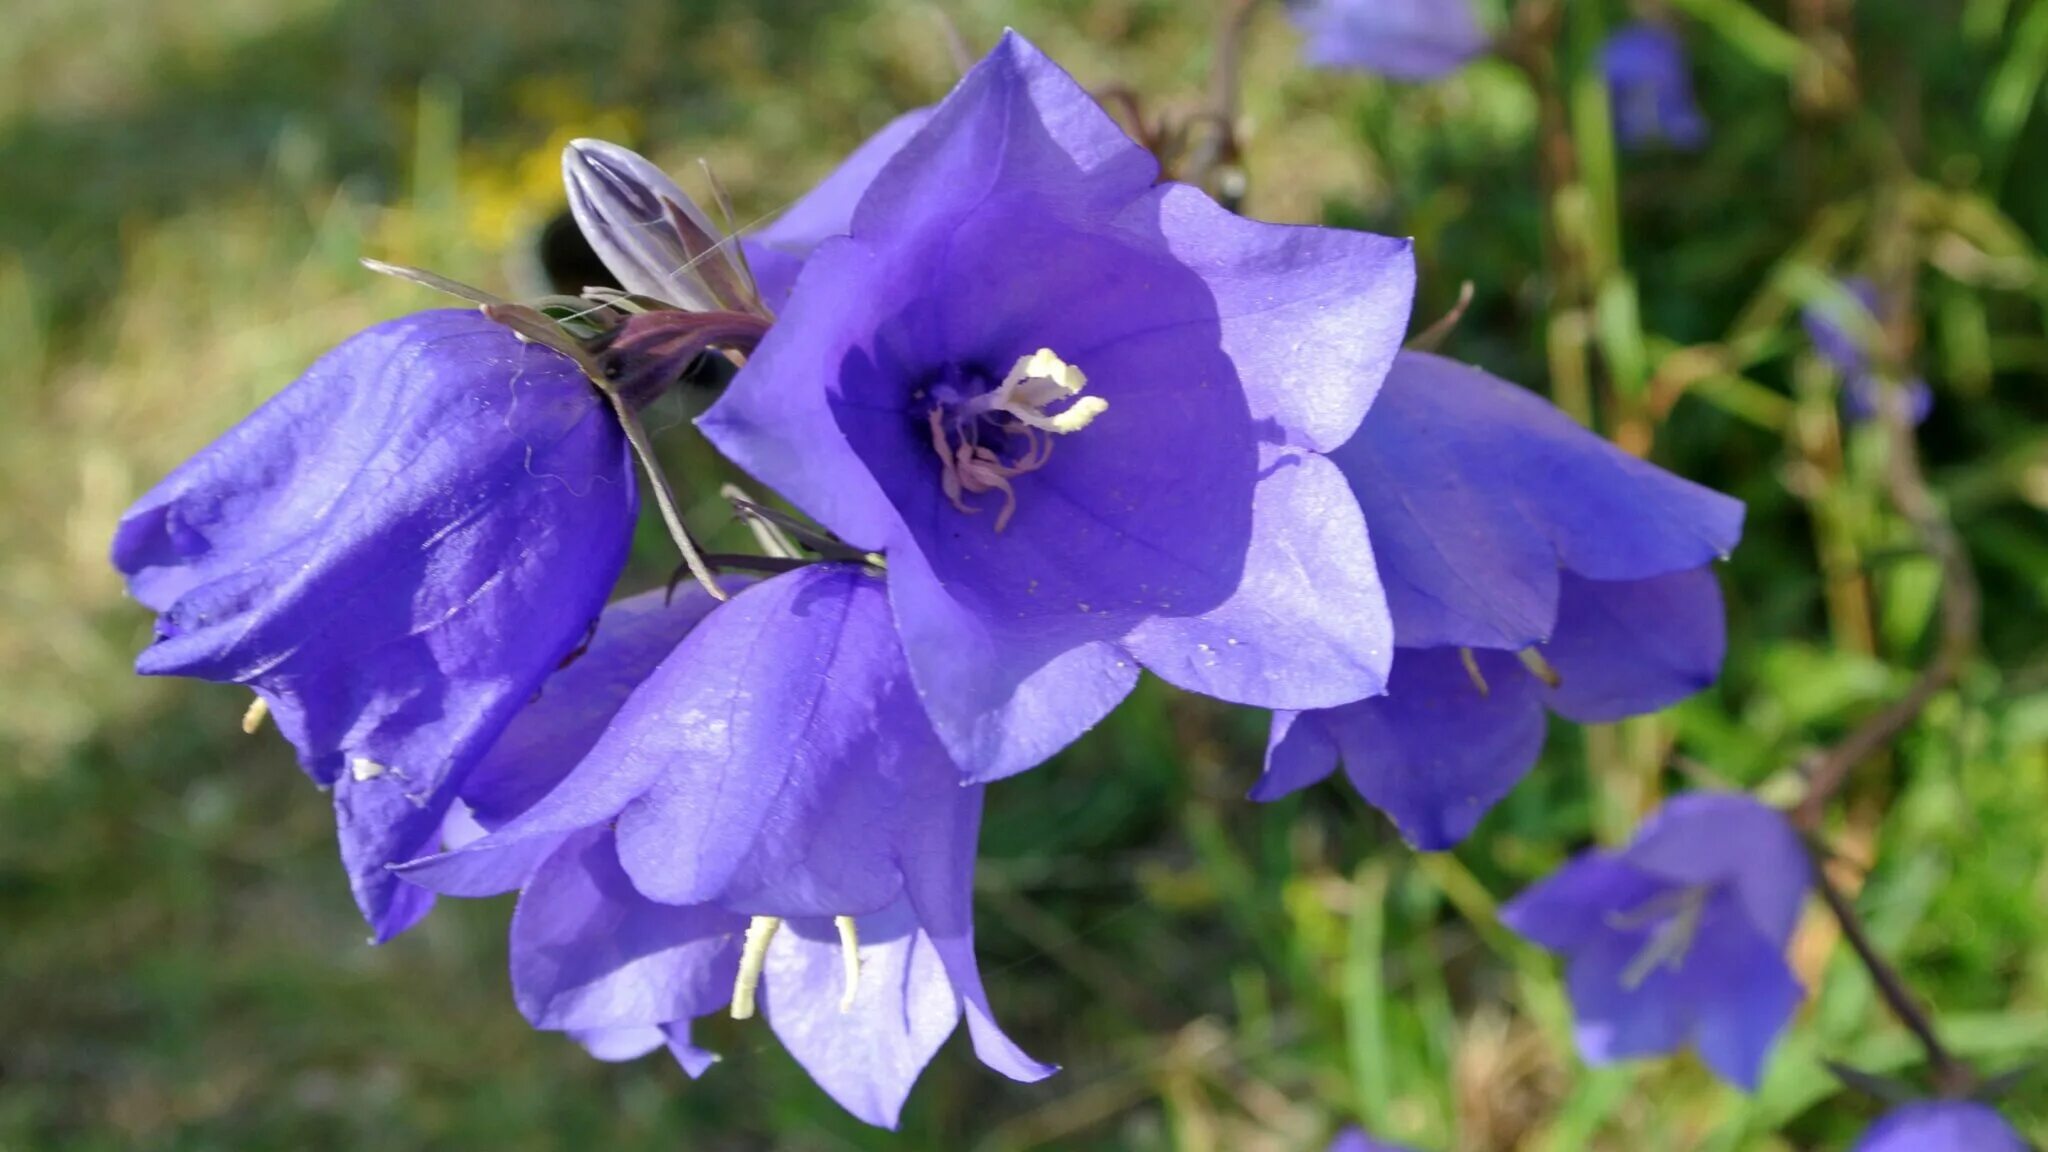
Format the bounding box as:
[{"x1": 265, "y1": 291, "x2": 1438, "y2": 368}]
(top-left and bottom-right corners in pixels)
[{"x1": 1809, "y1": 847, "x2": 1972, "y2": 1093}]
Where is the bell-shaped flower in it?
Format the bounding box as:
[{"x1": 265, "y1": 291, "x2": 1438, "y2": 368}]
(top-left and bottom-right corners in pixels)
[
  {"x1": 400, "y1": 564, "x2": 1052, "y2": 1127},
  {"x1": 1602, "y1": 23, "x2": 1708, "y2": 151},
  {"x1": 1801, "y1": 277, "x2": 1932, "y2": 427},
  {"x1": 110, "y1": 309, "x2": 638, "y2": 939},
  {"x1": 1288, "y1": 0, "x2": 1489, "y2": 81},
  {"x1": 1253, "y1": 352, "x2": 1742, "y2": 848},
  {"x1": 1500, "y1": 794, "x2": 1811, "y2": 1090},
  {"x1": 697, "y1": 32, "x2": 1416, "y2": 781},
  {"x1": 1851, "y1": 1102, "x2": 2028, "y2": 1152}
]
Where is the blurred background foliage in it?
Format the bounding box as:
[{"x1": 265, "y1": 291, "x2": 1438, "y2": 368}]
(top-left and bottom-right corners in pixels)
[{"x1": 1, "y1": 0, "x2": 2044, "y2": 1148}]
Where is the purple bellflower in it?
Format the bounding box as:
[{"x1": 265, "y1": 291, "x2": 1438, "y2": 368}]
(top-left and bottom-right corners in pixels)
[
  {"x1": 1851, "y1": 1102, "x2": 2028, "y2": 1152},
  {"x1": 1328, "y1": 1127, "x2": 1421, "y2": 1152},
  {"x1": 1501, "y1": 794, "x2": 1811, "y2": 1090},
  {"x1": 1801, "y1": 277, "x2": 1932, "y2": 427},
  {"x1": 400, "y1": 565, "x2": 1051, "y2": 1127},
  {"x1": 1602, "y1": 23, "x2": 1708, "y2": 152},
  {"x1": 1289, "y1": 0, "x2": 1490, "y2": 81},
  {"x1": 110, "y1": 309, "x2": 638, "y2": 940},
  {"x1": 698, "y1": 32, "x2": 1417, "y2": 781},
  {"x1": 1254, "y1": 352, "x2": 1742, "y2": 848}
]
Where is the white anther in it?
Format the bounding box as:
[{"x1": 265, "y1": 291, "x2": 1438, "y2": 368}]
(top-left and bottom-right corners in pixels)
[
  {"x1": 834, "y1": 915, "x2": 861, "y2": 1013},
  {"x1": 349, "y1": 757, "x2": 387, "y2": 782},
  {"x1": 241, "y1": 695, "x2": 271, "y2": 735},
  {"x1": 990, "y1": 348, "x2": 1106, "y2": 434},
  {"x1": 731, "y1": 915, "x2": 783, "y2": 1020}
]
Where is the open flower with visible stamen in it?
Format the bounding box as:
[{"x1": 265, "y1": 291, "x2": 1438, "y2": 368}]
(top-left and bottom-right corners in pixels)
[
  {"x1": 699, "y1": 32, "x2": 1416, "y2": 781},
  {"x1": 110, "y1": 310, "x2": 640, "y2": 940},
  {"x1": 1501, "y1": 794, "x2": 1810, "y2": 1090},
  {"x1": 1253, "y1": 352, "x2": 1743, "y2": 848},
  {"x1": 399, "y1": 565, "x2": 1051, "y2": 1127}
]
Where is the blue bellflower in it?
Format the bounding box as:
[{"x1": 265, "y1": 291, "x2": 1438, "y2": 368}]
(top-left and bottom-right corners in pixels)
[
  {"x1": 111, "y1": 310, "x2": 638, "y2": 939},
  {"x1": 699, "y1": 31, "x2": 1417, "y2": 781},
  {"x1": 401, "y1": 566, "x2": 1051, "y2": 1127},
  {"x1": 1602, "y1": 23, "x2": 1708, "y2": 151},
  {"x1": 1851, "y1": 1102, "x2": 2028, "y2": 1152},
  {"x1": 1254, "y1": 352, "x2": 1742, "y2": 848},
  {"x1": 1501, "y1": 794, "x2": 1811, "y2": 1089},
  {"x1": 1801, "y1": 277, "x2": 1932, "y2": 426},
  {"x1": 1289, "y1": 0, "x2": 1490, "y2": 81}
]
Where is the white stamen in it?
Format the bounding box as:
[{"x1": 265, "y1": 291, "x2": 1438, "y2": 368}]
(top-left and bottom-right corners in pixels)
[
  {"x1": 1459, "y1": 648, "x2": 1491, "y2": 698},
  {"x1": 731, "y1": 915, "x2": 782, "y2": 1020},
  {"x1": 928, "y1": 348, "x2": 1101, "y2": 531},
  {"x1": 1609, "y1": 885, "x2": 1712, "y2": 990},
  {"x1": 834, "y1": 915, "x2": 861, "y2": 1013},
  {"x1": 241, "y1": 696, "x2": 270, "y2": 735},
  {"x1": 349, "y1": 757, "x2": 387, "y2": 782},
  {"x1": 986, "y1": 348, "x2": 1106, "y2": 434}
]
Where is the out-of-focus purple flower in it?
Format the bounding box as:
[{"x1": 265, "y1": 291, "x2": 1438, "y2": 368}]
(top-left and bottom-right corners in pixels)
[
  {"x1": 1328, "y1": 1126, "x2": 1422, "y2": 1152},
  {"x1": 1851, "y1": 1102, "x2": 2028, "y2": 1152},
  {"x1": 1602, "y1": 23, "x2": 1707, "y2": 151},
  {"x1": 698, "y1": 32, "x2": 1416, "y2": 781},
  {"x1": 1289, "y1": 0, "x2": 1489, "y2": 81},
  {"x1": 111, "y1": 309, "x2": 637, "y2": 939},
  {"x1": 1254, "y1": 353, "x2": 1742, "y2": 848},
  {"x1": 1801, "y1": 277, "x2": 1934, "y2": 427},
  {"x1": 1501, "y1": 794, "x2": 1810, "y2": 1090},
  {"x1": 401, "y1": 565, "x2": 1052, "y2": 1127}
]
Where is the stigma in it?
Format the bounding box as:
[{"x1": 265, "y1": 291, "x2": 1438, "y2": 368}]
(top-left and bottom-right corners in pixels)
[{"x1": 927, "y1": 348, "x2": 1105, "y2": 532}]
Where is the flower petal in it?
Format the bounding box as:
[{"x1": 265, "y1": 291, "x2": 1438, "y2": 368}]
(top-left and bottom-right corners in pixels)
[
  {"x1": 1249, "y1": 710, "x2": 1342, "y2": 801},
  {"x1": 746, "y1": 109, "x2": 935, "y2": 310},
  {"x1": 1620, "y1": 794, "x2": 1811, "y2": 946},
  {"x1": 1540, "y1": 568, "x2": 1726, "y2": 724}
]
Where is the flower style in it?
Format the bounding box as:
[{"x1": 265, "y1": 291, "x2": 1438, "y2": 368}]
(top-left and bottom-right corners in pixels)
[
  {"x1": 110, "y1": 309, "x2": 638, "y2": 939},
  {"x1": 401, "y1": 565, "x2": 1051, "y2": 1127},
  {"x1": 1254, "y1": 352, "x2": 1742, "y2": 848},
  {"x1": 1288, "y1": 0, "x2": 1490, "y2": 81},
  {"x1": 1501, "y1": 794, "x2": 1811, "y2": 1090},
  {"x1": 1801, "y1": 277, "x2": 1932, "y2": 427},
  {"x1": 698, "y1": 32, "x2": 1416, "y2": 780},
  {"x1": 1602, "y1": 23, "x2": 1708, "y2": 151},
  {"x1": 1851, "y1": 1102, "x2": 2028, "y2": 1152}
]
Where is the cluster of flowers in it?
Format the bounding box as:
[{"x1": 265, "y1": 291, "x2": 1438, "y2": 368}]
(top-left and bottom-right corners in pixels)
[{"x1": 109, "y1": 24, "x2": 2010, "y2": 1148}]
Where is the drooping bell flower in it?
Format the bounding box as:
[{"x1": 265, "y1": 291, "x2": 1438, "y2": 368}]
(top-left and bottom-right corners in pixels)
[
  {"x1": 1851, "y1": 1102, "x2": 2028, "y2": 1152},
  {"x1": 1801, "y1": 277, "x2": 1933, "y2": 427},
  {"x1": 400, "y1": 565, "x2": 1052, "y2": 1127},
  {"x1": 111, "y1": 309, "x2": 640, "y2": 939},
  {"x1": 1501, "y1": 794, "x2": 1810, "y2": 1090},
  {"x1": 1254, "y1": 352, "x2": 1742, "y2": 848},
  {"x1": 698, "y1": 32, "x2": 1416, "y2": 780},
  {"x1": 1288, "y1": 0, "x2": 1490, "y2": 81},
  {"x1": 1602, "y1": 23, "x2": 1708, "y2": 151}
]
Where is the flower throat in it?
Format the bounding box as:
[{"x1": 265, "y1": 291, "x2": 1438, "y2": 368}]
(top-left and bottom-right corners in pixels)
[{"x1": 924, "y1": 348, "x2": 1106, "y2": 531}]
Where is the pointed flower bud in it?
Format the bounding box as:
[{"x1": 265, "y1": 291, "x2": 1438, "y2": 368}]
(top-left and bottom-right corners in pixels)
[{"x1": 563, "y1": 138, "x2": 760, "y2": 314}]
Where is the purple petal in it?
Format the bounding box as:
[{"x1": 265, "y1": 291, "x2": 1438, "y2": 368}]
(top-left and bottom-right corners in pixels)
[
  {"x1": 746, "y1": 109, "x2": 936, "y2": 311},
  {"x1": 1327, "y1": 1128, "x2": 1422, "y2": 1152},
  {"x1": 1342, "y1": 352, "x2": 1742, "y2": 650},
  {"x1": 1540, "y1": 568, "x2": 1726, "y2": 724},
  {"x1": 1603, "y1": 23, "x2": 1708, "y2": 152},
  {"x1": 510, "y1": 829, "x2": 744, "y2": 1032},
  {"x1": 570, "y1": 1025, "x2": 668, "y2": 1063},
  {"x1": 762, "y1": 903, "x2": 960, "y2": 1130},
  {"x1": 1681, "y1": 912, "x2": 1804, "y2": 1090},
  {"x1": 1853, "y1": 1103, "x2": 2029, "y2": 1152},
  {"x1": 1501, "y1": 855, "x2": 1666, "y2": 953},
  {"x1": 899, "y1": 780, "x2": 1055, "y2": 1082},
  {"x1": 1309, "y1": 646, "x2": 1547, "y2": 849},
  {"x1": 1562, "y1": 917, "x2": 1692, "y2": 1066},
  {"x1": 1802, "y1": 277, "x2": 1881, "y2": 376},
  {"x1": 1620, "y1": 794, "x2": 1811, "y2": 946},
  {"x1": 1121, "y1": 448, "x2": 1391, "y2": 710},
  {"x1": 664, "y1": 1020, "x2": 721, "y2": 1079},
  {"x1": 113, "y1": 310, "x2": 636, "y2": 937},
  {"x1": 1250, "y1": 710, "x2": 1342, "y2": 801},
  {"x1": 1291, "y1": 0, "x2": 1490, "y2": 81},
  {"x1": 612, "y1": 565, "x2": 937, "y2": 915}
]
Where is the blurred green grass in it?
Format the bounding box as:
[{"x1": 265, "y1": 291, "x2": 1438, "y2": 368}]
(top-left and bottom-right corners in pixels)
[{"x1": 2, "y1": 1, "x2": 2045, "y2": 1149}]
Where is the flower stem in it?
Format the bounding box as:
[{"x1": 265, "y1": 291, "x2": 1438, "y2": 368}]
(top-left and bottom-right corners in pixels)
[{"x1": 606, "y1": 391, "x2": 727, "y2": 603}]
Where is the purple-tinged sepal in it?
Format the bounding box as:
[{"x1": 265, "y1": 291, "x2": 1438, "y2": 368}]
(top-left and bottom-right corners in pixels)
[{"x1": 111, "y1": 309, "x2": 638, "y2": 939}]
